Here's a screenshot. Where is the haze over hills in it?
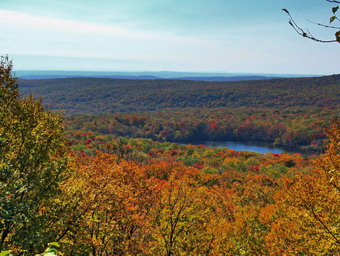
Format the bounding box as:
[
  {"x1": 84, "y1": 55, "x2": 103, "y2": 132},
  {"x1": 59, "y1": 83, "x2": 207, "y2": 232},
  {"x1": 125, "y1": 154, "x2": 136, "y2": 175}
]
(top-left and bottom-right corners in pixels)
[{"x1": 14, "y1": 70, "x2": 320, "y2": 81}]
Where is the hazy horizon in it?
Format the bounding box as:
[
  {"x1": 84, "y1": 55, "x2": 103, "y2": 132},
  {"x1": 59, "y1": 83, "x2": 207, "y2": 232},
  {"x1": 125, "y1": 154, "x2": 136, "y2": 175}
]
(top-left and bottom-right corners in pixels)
[{"x1": 14, "y1": 69, "x2": 325, "y2": 79}]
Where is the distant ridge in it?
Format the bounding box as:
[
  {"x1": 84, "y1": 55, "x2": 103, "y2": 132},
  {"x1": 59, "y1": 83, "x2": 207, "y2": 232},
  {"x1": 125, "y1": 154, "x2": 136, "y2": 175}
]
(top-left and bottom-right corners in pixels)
[
  {"x1": 15, "y1": 70, "x2": 316, "y2": 81},
  {"x1": 18, "y1": 74, "x2": 340, "y2": 115},
  {"x1": 18, "y1": 74, "x2": 275, "y2": 82},
  {"x1": 18, "y1": 74, "x2": 162, "y2": 80},
  {"x1": 172, "y1": 76, "x2": 275, "y2": 81}
]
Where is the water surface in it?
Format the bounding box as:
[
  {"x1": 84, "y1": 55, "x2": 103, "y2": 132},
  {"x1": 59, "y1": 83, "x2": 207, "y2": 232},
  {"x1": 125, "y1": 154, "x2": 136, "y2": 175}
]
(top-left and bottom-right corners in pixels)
[{"x1": 181, "y1": 140, "x2": 304, "y2": 154}]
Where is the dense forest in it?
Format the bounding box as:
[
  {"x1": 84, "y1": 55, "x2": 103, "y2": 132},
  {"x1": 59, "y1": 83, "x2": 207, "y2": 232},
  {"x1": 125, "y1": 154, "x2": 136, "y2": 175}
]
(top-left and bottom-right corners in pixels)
[
  {"x1": 1, "y1": 57, "x2": 339, "y2": 255},
  {"x1": 2, "y1": 0, "x2": 340, "y2": 255},
  {"x1": 65, "y1": 107, "x2": 337, "y2": 151},
  {"x1": 19, "y1": 75, "x2": 340, "y2": 151},
  {"x1": 19, "y1": 75, "x2": 340, "y2": 114}
]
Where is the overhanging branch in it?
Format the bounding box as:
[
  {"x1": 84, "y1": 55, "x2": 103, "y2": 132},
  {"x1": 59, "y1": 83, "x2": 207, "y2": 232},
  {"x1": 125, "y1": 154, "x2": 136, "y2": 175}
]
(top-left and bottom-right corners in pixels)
[{"x1": 282, "y1": 9, "x2": 340, "y2": 43}]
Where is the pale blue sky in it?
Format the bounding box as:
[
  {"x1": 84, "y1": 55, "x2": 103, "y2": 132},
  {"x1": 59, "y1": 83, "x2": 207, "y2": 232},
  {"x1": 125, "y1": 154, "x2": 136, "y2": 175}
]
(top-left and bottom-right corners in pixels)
[{"x1": 0, "y1": 0, "x2": 339, "y2": 74}]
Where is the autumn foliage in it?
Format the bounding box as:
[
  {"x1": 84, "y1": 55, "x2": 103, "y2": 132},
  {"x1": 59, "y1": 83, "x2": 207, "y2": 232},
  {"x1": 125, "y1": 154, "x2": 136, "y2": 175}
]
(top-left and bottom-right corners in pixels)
[{"x1": 1, "y1": 57, "x2": 339, "y2": 255}]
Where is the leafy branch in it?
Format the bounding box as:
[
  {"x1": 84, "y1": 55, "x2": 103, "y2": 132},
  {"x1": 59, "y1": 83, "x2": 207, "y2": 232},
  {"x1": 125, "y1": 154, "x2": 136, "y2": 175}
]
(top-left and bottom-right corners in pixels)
[{"x1": 283, "y1": 1, "x2": 340, "y2": 43}]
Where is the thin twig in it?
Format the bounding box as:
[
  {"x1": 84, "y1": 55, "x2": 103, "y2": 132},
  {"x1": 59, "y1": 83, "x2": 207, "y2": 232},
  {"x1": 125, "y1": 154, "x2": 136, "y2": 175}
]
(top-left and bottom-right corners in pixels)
[
  {"x1": 307, "y1": 19, "x2": 340, "y2": 29},
  {"x1": 282, "y1": 9, "x2": 339, "y2": 43}
]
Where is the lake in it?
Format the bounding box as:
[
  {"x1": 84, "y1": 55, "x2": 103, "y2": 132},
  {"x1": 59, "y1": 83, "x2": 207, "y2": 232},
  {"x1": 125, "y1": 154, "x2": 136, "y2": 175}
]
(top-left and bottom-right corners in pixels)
[{"x1": 180, "y1": 140, "x2": 305, "y2": 154}]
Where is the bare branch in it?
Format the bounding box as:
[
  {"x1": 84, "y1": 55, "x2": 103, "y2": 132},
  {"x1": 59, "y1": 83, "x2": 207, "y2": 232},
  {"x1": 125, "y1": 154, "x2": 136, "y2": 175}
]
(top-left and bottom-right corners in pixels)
[
  {"x1": 282, "y1": 9, "x2": 339, "y2": 43},
  {"x1": 306, "y1": 19, "x2": 340, "y2": 29}
]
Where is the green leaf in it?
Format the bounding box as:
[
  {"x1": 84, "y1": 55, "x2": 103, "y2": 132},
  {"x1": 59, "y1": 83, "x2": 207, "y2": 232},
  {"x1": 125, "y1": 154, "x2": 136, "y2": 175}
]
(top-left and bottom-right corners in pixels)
[
  {"x1": 45, "y1": 248, "x2": 57, "y2": 255},
  {"x1": 0, "y1": 251, "x2": 12, "y2": 256},
  {"x1": 47, "y1": 242, "x2": 60, "y2": 248},
  {"x1": 330, "y1": 16, "x2": 336, "y2": 23},
  {"x1": 336, "y1": 31, "x2": 340, "y2": 43},
  {"x1": 332, "y1": 6, "x2": 339, "y2": 14}
]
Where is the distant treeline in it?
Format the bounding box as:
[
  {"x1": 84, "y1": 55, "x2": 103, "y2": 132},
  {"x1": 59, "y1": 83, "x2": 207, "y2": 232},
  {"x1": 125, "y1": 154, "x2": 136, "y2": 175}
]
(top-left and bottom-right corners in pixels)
[{"x1": 19, "y1": 75, "x2": 340, "y2": 114}]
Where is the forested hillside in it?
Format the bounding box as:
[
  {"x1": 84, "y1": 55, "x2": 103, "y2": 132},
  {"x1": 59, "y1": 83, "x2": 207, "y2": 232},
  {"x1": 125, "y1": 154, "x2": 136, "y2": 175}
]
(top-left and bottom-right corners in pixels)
[
  {"x1": 2, "y1": 0, "x2": 340, "y2": 254},
  {"x1": 19, "y1": 75, "x2": 340, "y2": 114},
  {"x1": 1, "y1": 55, "x2": 339, "y2": 255},
  {"x1": 65, "y1": 107, "x2": 338, "y2": 151},
  {"x1": 18, "y1": 75, "x2": 340, "y2": 151}
]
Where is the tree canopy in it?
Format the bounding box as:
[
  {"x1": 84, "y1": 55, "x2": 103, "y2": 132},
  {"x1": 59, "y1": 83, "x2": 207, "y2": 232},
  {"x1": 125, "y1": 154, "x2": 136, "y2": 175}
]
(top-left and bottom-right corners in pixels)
[{"x1": 0, "y1": 56, "x2": 69, "y2": 253}]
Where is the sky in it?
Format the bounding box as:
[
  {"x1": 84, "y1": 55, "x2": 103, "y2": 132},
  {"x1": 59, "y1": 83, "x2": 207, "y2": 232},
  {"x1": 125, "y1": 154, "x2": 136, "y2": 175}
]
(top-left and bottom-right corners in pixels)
[{"x1": 0, "y1": 0, "x2": 339, "y2": 75}]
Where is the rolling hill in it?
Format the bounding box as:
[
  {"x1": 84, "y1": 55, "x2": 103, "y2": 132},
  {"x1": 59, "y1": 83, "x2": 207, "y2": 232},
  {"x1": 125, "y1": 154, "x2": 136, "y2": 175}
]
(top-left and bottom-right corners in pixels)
[{"x1": 18, "y1": 75, "x2": 340, "y2": 115}]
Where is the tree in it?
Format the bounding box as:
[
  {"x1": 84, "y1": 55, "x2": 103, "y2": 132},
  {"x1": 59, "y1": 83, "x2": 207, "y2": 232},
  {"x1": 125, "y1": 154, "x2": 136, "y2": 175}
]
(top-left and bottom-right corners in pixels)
[
  {"x1": 56, "y1": 152, "x2": 158, "y2": 255},
  {"x1": 315, "y1": 118, "x2": 339, "y2": 191},
  {"x1": 283, "y1": 0, "x2": 340, "y2": 43},
  {"x1": 0, "y1": 56, "x2": 69, "y2": 254},
  {"x1": 261, "y1": 120, "x2": 339, "y2": 254},
  {"x1": 151, "y1": 177, "x2": 216, "y2": 255}
]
